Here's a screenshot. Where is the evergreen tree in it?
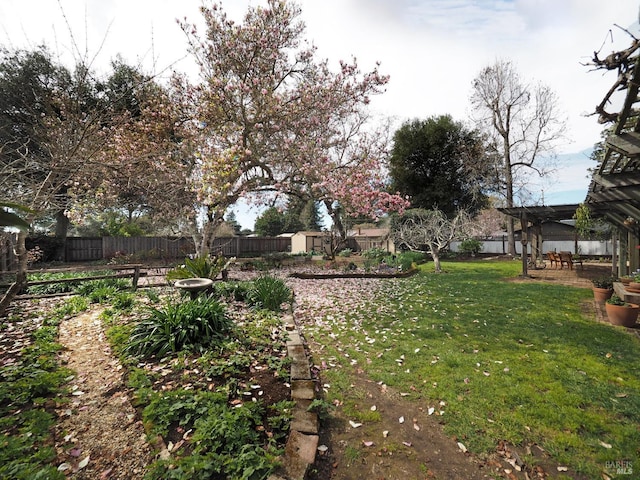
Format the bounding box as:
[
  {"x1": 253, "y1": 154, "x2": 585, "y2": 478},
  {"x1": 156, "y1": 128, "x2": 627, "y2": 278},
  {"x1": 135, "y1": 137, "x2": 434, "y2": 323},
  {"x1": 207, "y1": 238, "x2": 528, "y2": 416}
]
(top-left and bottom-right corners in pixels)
[{"x1": 389, "y1": 115, "x2": 490, "y2": 218}]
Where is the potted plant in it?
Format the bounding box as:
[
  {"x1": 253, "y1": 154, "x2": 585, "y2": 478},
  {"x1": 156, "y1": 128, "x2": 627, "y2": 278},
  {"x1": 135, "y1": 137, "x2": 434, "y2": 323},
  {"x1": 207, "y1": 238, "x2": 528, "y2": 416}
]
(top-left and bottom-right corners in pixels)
[
  {"x1": 605, "y1": 294, "x2": 640, "y2": 327},
  {"x1": 629, "y1": 274, "x2": 640, "y2": 292},
  {"x1": 591, "y1": 276, "x2": 615, "y2": 303}
]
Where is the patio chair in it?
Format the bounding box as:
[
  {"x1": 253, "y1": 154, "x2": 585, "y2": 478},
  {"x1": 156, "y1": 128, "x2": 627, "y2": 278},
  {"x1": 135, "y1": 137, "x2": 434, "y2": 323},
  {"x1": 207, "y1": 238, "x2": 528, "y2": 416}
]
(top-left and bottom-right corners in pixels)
[
  {"x1": 559, "y1": 251, "x2": 583, "y2": 270},
  {"x1": 546, "y1": 251, "x2": 560, "y2": 268}
]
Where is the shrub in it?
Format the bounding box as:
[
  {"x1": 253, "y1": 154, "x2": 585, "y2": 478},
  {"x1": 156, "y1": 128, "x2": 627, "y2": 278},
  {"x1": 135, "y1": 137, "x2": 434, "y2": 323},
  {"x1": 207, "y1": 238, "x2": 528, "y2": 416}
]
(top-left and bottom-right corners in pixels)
[
  {"x1": 111, "y1": 292, "x2": 136, "y2": 311},
  {"x1": 262, "y1": 252, "x2": 288, "y2": 268},
  {"x1": 74, "y1": 278, "x2": 129, "y2": 295},
  {"x1": 362, "y1": 247, "x2": 387, "y2": 263},
  {"x1": 338, "y1": 248, "x2": 352, "y2": 257},
  {"x1": 125, "y1": 296, "x2": 233, "y2": 358},
  {"x1": 166, "y1": 255, "x2": 234, "y2": 282},
  {"x1": 458, "y1": 238, "x2": 484, "y2": 256},
  {"x1": 211, "y1": 281, "x2": 251, "y2": 302},
  {"x1": 247, "y1": 276, "x2": 292, "y2": 312}
]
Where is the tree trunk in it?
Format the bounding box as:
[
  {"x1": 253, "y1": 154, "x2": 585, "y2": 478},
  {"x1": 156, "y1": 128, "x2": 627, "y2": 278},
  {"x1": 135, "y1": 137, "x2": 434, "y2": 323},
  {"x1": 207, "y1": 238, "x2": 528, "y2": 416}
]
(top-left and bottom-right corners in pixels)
[
  {"x1": 503, "y1": 139, "x2": 516, "y2": 256},
  {"x1": 431, "y1": 249, "x2": 442, "y2": 273},
  {"x1": 0, "y1": 230, "x2": 28, "y2": 316},
  {"x1": 324, "y1": 201, "x2": 347, "y2": 259},
  {"x1": 54, "y1": 209, "x2": 70, "y2": 261}
]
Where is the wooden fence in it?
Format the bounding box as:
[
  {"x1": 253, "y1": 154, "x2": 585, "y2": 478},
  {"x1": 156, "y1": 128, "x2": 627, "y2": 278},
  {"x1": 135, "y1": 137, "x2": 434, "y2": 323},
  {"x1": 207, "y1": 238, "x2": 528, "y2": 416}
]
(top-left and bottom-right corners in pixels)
[
  {"x1": 0, "y1": 236, "x2": 293, "y2": 269},
  {"x1": 65, "y1": 236, "x2": 291, "y2": 262}
]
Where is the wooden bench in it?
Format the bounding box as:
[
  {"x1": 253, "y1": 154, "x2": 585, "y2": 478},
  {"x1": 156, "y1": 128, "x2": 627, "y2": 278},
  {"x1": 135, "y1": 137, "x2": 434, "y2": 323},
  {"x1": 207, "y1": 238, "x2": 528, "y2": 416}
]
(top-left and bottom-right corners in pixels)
[{"x1": 559, "y1": 251, "x2": 583, "y2": 270}]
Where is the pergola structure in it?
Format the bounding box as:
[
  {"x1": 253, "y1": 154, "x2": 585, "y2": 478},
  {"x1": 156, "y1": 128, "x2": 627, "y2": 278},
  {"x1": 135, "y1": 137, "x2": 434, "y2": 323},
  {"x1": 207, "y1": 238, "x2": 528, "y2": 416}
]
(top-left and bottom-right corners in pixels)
[
  {"x1": 498, "y1": 204, "x2": 584, "y2": 278},
  {"x1": 583, "y1": 51, "x2": 640, "y2": 276},
  {"x1": 500, "y1": 31, "x2": 640, "y2": 278}
]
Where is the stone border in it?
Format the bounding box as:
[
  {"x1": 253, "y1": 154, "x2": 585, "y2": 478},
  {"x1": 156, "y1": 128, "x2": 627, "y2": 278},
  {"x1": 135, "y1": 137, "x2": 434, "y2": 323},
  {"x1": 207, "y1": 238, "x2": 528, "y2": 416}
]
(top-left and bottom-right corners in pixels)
[{"x1": 268, "y1": 307, "x2": 319, "y2": 480}]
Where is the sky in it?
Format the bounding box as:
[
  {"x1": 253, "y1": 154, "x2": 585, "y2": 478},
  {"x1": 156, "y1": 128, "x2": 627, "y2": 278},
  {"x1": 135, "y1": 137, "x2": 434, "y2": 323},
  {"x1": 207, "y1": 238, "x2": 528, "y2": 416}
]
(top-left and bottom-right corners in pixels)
[{"x1": 1, "y1": 0, "x2": 639, "y2": 228}]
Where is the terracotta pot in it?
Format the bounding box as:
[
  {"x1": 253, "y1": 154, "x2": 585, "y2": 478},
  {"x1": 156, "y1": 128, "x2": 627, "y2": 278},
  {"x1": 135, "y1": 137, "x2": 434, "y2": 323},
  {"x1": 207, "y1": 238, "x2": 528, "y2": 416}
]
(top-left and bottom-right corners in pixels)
[
  {"x1": 593, "y1": 287, "x2": 613, "y2": 304},
  {"x1": 605, "y1": 302, "x2": 640, "y2": 327},
  {"x1": 620, "y1": 277, "x2": 632, "y2": 285},
  {"x1": 628, "y1": 282, "x2": 640, "y2": 290}
]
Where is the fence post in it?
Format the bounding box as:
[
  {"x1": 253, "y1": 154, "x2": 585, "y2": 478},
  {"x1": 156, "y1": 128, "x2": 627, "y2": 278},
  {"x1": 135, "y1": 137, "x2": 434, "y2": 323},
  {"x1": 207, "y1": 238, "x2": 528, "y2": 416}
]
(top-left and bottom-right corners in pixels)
[{"x1": 132, "y1": 265, "x2": 140, "y2": 290}]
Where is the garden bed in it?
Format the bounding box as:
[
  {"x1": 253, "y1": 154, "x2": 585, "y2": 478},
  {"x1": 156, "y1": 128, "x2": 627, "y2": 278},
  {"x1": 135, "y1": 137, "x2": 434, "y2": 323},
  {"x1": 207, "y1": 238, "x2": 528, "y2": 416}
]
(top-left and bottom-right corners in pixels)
[{"x1": 289, "y1": 267, "x2": 418, "y2": 279}]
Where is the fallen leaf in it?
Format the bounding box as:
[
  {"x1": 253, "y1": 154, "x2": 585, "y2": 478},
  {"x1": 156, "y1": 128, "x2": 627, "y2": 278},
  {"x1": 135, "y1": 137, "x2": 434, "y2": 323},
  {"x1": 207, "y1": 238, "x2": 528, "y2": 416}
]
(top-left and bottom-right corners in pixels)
[
  {"x1": 413, "y1": 423, "x2": 420, "y2": 431},
  {"x1": 362, "y1": 441, "x2": 374, "y2": 447},
  {"x1": 317, "y1": 444, "x2": 329, "y2": 453},
  {"x1": 78, "y1": 455, "x2": 90, "y2": 470},
  {"x1": 99, "y1": 468, "x2": 113, "y2": 479},
  {"x1": 57, "y1": 463, "x2": 72, "y2": 472},
  {"x1": 382, "y1": 430, "x2": 389, "y2": 438},
  {"x1": 428, "y1": 407, "x2": 435, "y2": 415},
  {"x1": 370, "y1": 405, "x2": 377, "y2": 411},
  {"x1": 598, "y1": 440, "x2": 612, "y2": 449},
  {"x1": 457, "y1": 442, "x2": 467, "y2": 453},
  {"x1": 398, "y1": 416, "x2": 405, "y2": 423},
  {"x1": 557, "y1": 466, "x2": 568, "y2": 472},
  {"x1": 402, "y1": 441, "x2": 412, "y2": 447},
  {"x1": 349, "y1": 420, "x2": 362, "y2": 428}
]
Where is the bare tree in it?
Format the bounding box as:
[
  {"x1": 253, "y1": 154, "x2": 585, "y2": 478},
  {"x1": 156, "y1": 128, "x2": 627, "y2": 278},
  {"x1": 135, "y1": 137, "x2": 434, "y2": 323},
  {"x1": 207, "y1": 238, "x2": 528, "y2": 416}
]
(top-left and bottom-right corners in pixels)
[
  {"x1": 470, "y1": 59, "x2": 566, "y2": 255},
  {"x1": 390, "y1": 209, "x2": 472, "y2": 273}
]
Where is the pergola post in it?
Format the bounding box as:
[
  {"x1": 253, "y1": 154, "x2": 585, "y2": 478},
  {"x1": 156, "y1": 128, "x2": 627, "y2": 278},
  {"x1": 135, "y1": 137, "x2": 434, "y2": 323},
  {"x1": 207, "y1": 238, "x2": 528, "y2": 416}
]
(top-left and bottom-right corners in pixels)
[
  {"x1": 520, "y1": 212, "x2": 529, "y2": 277},
  {"x1": 629, "y1": 229, "x2": 639, "y2": 274}
]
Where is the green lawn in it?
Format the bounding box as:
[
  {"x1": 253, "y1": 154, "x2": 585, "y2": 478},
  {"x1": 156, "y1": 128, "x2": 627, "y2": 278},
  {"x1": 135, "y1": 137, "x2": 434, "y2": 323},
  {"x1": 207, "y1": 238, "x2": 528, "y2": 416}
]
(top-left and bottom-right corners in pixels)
[{"x1": 307, "y1": 260, "x2": 640, "y2": 478}]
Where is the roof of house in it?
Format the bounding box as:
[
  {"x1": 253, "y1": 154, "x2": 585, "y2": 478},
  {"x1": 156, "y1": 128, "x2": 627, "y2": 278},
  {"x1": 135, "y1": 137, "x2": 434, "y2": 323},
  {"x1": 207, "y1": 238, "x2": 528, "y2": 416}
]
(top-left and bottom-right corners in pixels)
[{"x1": 347, "y1": 228, "x2": 390, "y2": 237}]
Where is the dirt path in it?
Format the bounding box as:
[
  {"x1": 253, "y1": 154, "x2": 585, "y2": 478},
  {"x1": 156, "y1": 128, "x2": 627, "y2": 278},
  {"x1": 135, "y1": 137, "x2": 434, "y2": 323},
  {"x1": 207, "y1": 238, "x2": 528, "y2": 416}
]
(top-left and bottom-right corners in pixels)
[{"x1": 54, "y1": 309, "x2": 153, "y2": 479}]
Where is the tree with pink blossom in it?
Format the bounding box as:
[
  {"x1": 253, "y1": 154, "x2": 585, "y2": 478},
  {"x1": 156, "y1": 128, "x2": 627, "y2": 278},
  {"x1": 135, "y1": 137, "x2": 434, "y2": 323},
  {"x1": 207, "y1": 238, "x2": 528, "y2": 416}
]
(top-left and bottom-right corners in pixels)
[{"x1": 174, "y1": 0, "x2": 408, "y2": 254}]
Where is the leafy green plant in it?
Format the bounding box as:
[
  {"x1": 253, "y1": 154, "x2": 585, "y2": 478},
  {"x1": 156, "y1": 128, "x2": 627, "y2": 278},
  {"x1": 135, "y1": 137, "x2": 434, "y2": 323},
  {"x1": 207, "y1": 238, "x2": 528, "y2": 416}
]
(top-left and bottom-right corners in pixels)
[
  {"x1": 125, "y1": 296, "x2": 233, "y2": 358},
  {"x1": 142, "y1": 389, "x2": 227, "y2": 437},
  {"x1": 74, "y1": 278, "x2": 130, "y2": 299},
  {"x1": 362, "y1": 247, "x2": 387, "y2": 263},
  {"x1": 143, "y1": 391, "x2": 283, "y2": 479},
  {"x1": 338, "y1": 248, "x2": 353, "y2": 257},
  {"x1": 394, "y1": 251, "x2": 422, "y2": 270},
  {"x1": 166, "y1": 255, "x2": 234, "y2": 282},
  {"x1": 591, "y1": 276, "x2": 615, "y2": 289},
  {"x1": 458, "y1": 238, "x2": 483, "y2": 255},
  {"x1": 307, "y1": 398, "x2": 335, "y2": 421},
  {"x1": 210, "y1": 280, "x2": 251, "y2": 302},
  {"x1": 25, "y1": 270, "x2": 117, "y2": 295},
  {"x1": 111, "y1": 291, "x2": 136, "y2": 311},
  {"x1": 606, "y1": 294, "x2": 628, "y2": 306},
  {"x1": 143, "y1": 288, "x2": 161, "y2": 304},
  {"x1": 247, "y1": 275, "x2": 292, "y2": 312}
]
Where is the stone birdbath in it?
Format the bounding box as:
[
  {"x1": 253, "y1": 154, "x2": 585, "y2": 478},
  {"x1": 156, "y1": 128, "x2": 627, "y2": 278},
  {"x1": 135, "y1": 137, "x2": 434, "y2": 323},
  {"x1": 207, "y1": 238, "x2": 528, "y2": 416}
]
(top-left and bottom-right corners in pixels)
[{"x1": 173, "y1": 278, "x2": 214, "y2": 300}]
